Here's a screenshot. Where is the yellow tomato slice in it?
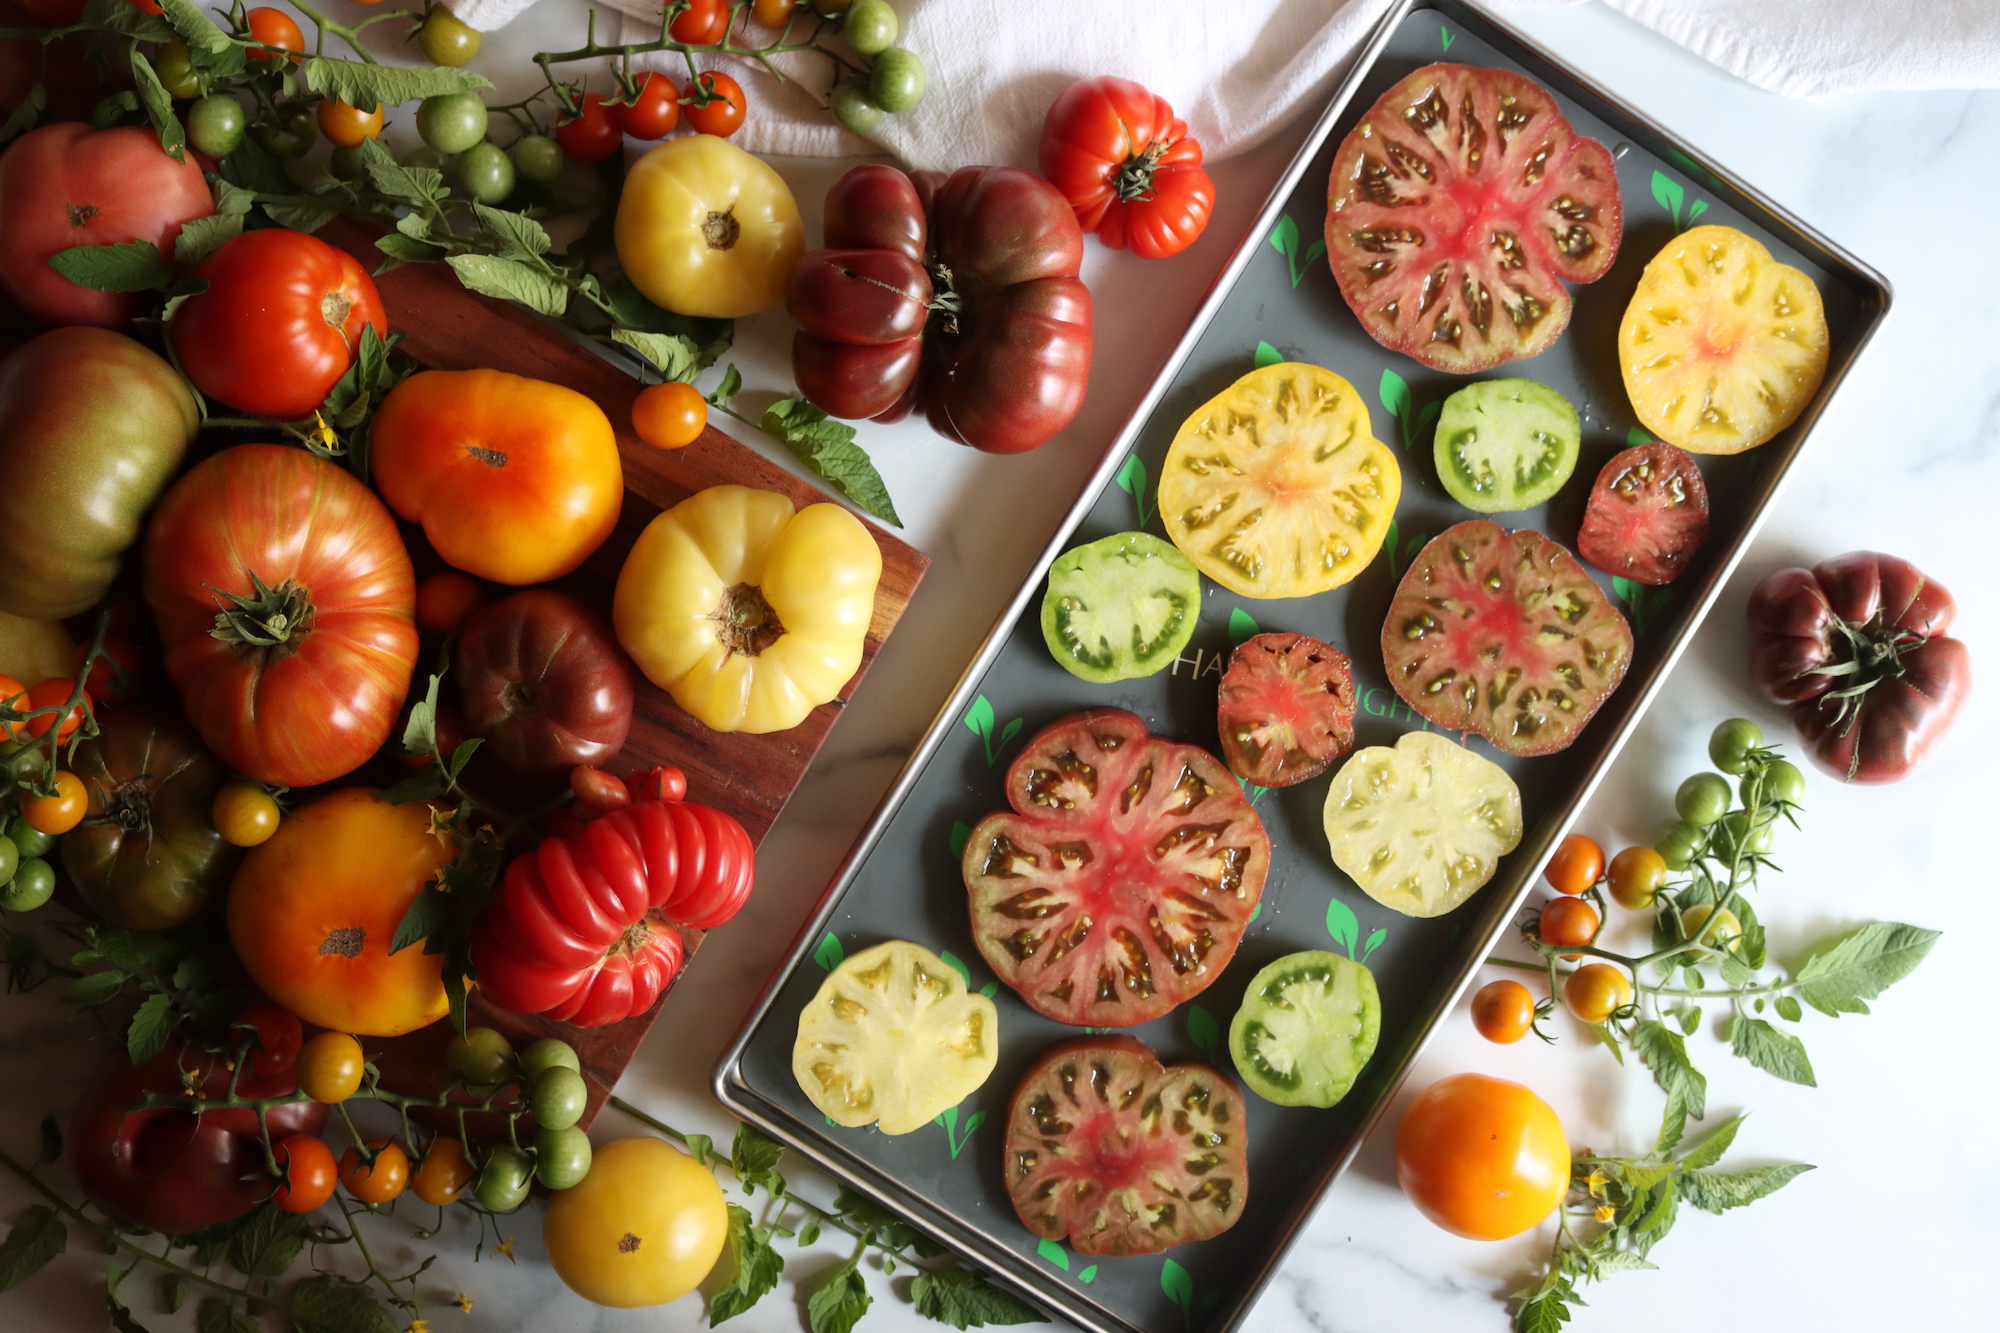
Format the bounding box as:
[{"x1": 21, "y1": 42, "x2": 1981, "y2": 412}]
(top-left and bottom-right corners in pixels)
[
  {"x1": 1158, "y1": 362, "x2": 1400, "y2": 599},
  {"x1": 792, "y1": 940, "x2": 999, "y2": 1135},
  {"x1": 1618, "y1": 225, "x2": 1829, "y2": 455}
]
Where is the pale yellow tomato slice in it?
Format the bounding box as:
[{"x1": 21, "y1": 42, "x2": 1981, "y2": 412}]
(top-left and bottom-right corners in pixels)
[
  {"x1": 792, "y1": 940, "x2": 999, "y2": 1135},
  {"x1": 1618, "y1": 225, "x2": 1829, "y2": 455},
  {"x1": 1158, "y1": 362, "x2": 1400, "y2": 599}
]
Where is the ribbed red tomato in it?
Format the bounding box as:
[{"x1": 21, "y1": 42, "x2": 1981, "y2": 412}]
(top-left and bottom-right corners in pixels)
[
  {"x1": 1038, "y1": 76, "x2": 1214, "y2": 259},
  {"x1": 471, "y1": 795, "x2": 755, "y2": 1027},
  {"x1": 140, "y1": 444, "x2": 418, "y2": 788}
]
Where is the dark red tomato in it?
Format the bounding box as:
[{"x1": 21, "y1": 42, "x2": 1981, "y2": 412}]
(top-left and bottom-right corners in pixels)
[
  {"x1": 683, "y1": 71, "x2": 745, "y2": 137},
  {"x1": 613, "y1": 71, "x2": 680, "y2": 140},
  {"x1": 1038, "y1": 76, "x2": 1214, "y2": 259},
  {"x1": 556, "y1": 92, "x2": 623, "y2": 164},
  {"x1": 455, "y1": 589, "x2": 633, "y2": 795},
  {"x1": 1324, "y1": 63, "x2": 1622, "y2": 372},
  {"x1": 1216, "y1": 632, "x2": 1356, "y2": 788},
  {"x1": 1382, "y1": 521, "x2": 1634, "y2": 757},
  {"x1": 171, "y1": 228, "x2": 388, "y2": 421},
  {"x1": 71, "y1": 1039, "x2": 325, "y2": 1233},
  {"x1": 17, "y1": 0, "x2": 86, "y2": 23},
  {"x1": 233, "y1": 1000, "x2": 303, "y2": 1077},
  {"x1": 1745, "y1": 551, "x2": 1970, "y2": 783},
  {"x1": 245, "y1": 6, "x2": 303, "y2": 62},
  {"x1": 669, "y1": 0, "x2": 730, "y2": 43},
  {"x1": 0, "y1": 123, "x2": 212, "y2": 329},
  {"x1": 1002, "y1": 1036, "x2": 1247, "y2": 1257},
  {"x1": 625, "y1": 765, "x2": 686, "y2": 803},
  {"x1": 961, "y1": 709, "x2": 1269, "y2": 1026},
  {"x1": 1576, "y1": 443, "x2": 1711, "y2": 585}
]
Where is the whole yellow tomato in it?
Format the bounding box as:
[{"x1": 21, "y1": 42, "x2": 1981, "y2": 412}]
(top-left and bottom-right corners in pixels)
[
  {"x1": 544, "y1": 1137, "x2": 727, "y2": 1308},
  {"x1": 370, "y1": 369, "x2": 623, "y2": 586},
  {"x1": 1395, "y1": 1072, "x2": 1569, "y2": 1240},
  {"x1": 615, "y1": 135, "x2": 805, "y2": 318},
  {"x1": 227, "y1": 788, "x2": 455, "y2": 1036},
  {"x1": 613, "y1": 485, "x2": 882, "y2": 734}
]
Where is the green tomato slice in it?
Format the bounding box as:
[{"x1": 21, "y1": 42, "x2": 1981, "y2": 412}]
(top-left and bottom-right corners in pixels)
[
  {"x1": 1040, "y1": 532, "x2": 1201, "y2": 684},
  {"x1": 1228, "y1": 950, "x2": 1380, "y2": 1108},
  {"x1": 1433, "y1": 379, "x2": 1580, "y2": 513}
]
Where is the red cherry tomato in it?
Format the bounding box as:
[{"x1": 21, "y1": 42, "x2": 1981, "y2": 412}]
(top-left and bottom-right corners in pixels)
[
  {"x1": 669, "y1": 0, "x2": 730, "y2": 44},
  {"x1": 683, "y1": 72, "x2": 746, "y2": 138},
  {"x1": 232, "y1": 1000, "x2": 304, "y2": 1077},
  {"x1": 556, "y1": 93, "x2": 623, "y2": 164},
  {"x1": 22, "y1": 677, "x2": 89, "y2": 740},
  {"x1": 272, "y1": 1134, "x2": 338, "y2": 1212},
  {"x1": 570, "y1": 764, "x2": 632, "y2": 816},
  {"x1": 245, "y1": 7, "x2": 303, "y2": 62},
  {"x1": 613, "y1": 71, "x2": 681, "y2": 140},
  {"x1": 414, "y1": 570, "x2": 487, "y2": 634},
  {"x1": 625, "y1": 766, "x2": 687, "y2": 803},
  {"x1": 0, "y1": 674, "x2": 25, "y2": 741}
]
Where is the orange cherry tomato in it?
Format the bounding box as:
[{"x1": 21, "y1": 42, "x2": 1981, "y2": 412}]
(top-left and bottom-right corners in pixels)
[
  {"x1": 684, "y1": 72, "x2": 746, "y2": 137},
  {"x1": 570, "y1": 764, "x2": 631, "y2": 816},
  {"x1": 751, "y1": 0, "x2": 795, "y2": 26},
  {"x1": 212, "y1": 780, "x2": 282, "y2": 848},
  {"x1": 1395, "y1": 1073, "x2": 1569, "y2": 1241},
  {"x1": 0, "y1": 674, "x2": 26, "y2": 741},
  {"x1": 414, "y1": 571, "x2": 487, "y2": 633},
  {"x1": 245, "y1": 7, "x2": 304, "y2": 62},
  {"x1": 1542, "y1": 832, "x2": 1605, "y2": 896},
  {"x1": 1607, "y1": 845, "x2": 1668, "y2": 911},
  {"x1": 297, "y1": 1031, "x2": 366, "y2": 1104},
  {"x1": 1563, "y1": 963, "x2": 1633, "y2": 1024},
  {"x1": 1537, "y1": 896, "x2": 1600, "y2": 959},
  {"x1": 339, "y1": 1138, "x2": 410, "y2": 1204},
  {"x1": 22, "y1": 770, "x2": 86, "y2": 836},
  {"x1": 272, "y1": 1134, "x2": 338, "y2": 1212},
  {"x1": 22, "y1": 677, "x2": 89, "y2": 740},
  {"x1": 412, "y1": 1135, "x2": 476, "y2": 1206},
  {"x1": 316, "y1": 97, "x2": 384, "y2": 148},
  {"x1": 1470, "y1": 979, "x2": 1535, "y2": 1044},
  {"x1": 631, "y1": 380, "x2": 707, "y2": 449}
]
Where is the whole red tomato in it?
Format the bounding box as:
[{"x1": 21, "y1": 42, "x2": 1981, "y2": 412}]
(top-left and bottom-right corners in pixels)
[
  {"x1": 787, "y1": 163, "x2": 1091, "y2": 452},
  {"x1": 171, "y1": 228, "x2": 388, "y2": 421},
  {"x1": 141, "y1": 444, "x2": 418, "y2": 788},
  {"x1": 670, "y1": 0, "x2": 730, "y2": 43},
  {"x1": 1746, "y1": 551, "x2": 1970, "y2": 783},
  {"x1": 556, "y1": 92, "x2": 623, "y2": 164},
  {"x1": 1038, "y1": 76, "x2": 1215, "y2": 259},
  {"x1": 613, "y1": 71, "x2": 680, "y2": 140},
  {"x1": 455, "y1": 588, "x2": 634, "y2": 793},
  {"x1": 71, "y1": 1038, "x2": 326, "y2": 1234},
  {"x1": 684, "y1": 72, "x2": 746, "y2": 138},
  {"x1": 0, "y1": 123, "x2": 212, "y2": 328}
]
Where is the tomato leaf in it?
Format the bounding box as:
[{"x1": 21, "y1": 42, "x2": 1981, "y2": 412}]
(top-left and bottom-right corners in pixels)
[
  {"x1": 390, "y1": 881, "x2": 453, "y2": 955},
  {"x1": 611, "y1": 329, "x2": 700, "y2": 383},
  {"x1": 1774, "y1": 995, "x2": 1802, "y2": 1022},
  {"x1": 729, "y1": 1123, "x2": 785, "y2": 1196},
  {"x1": 402, "y1": 671, "x2": 440, "y2": 757},
  {"x1": 373, "y1": 234, "x2": 448, "y2": 273},
  {"x1": 98, "y1": 1, "x2": 175, "y2": 42},
  {"x1": 472, "y1": 203, "x2": 552, "y2": 260},
  {"x1": 175, "y1": 214, "x2": 244, "y2": 270},
  {"x1": 1631, "y1": 1019, "x2": 1706, "y2": 1151},
  {"x1": 709, "y1": 1204, "x2": 783, "y2": 1326},
  {"x1": 287, "y1": 1274, "x2": 398, "y2": 1333},
  {"x1": 1793, "y1": 921, "x2": 1939, "y2": 1017},
  {"x1": 62, "y1": 969, "x2": 128, "y2": 1008},
  {"x1": 909, "y1": 1266, "x2": 1044, "y2": 1328},
  {"x1": 125, "y1": 991, "x2": 175, "y2": 1065},
  {"x1": 301, "y1": 58, "x2": 491, "y2": 112},
  {"x1": 156, "y1": 0, "x2": 232, "y2": 53},
  {"x1": 1728, "y1": 1015, "x2": 1816, "y2": 1086},
  {"x1": 194, "y1": 1297, "x2": 256, "y2": 1333},
  {"x1": 706, "y1": 363, "x2": 743, "y2": 405},
  {"x1": 1674, "y1": 1113, "x2": 1743, "y2": 1171},
  {"x1": 446, "y1": 254, "x2": 569, "y2": 318},
  {"x1": 1677, "y1": 1004, "x2": 1700, "y2": 1035},
  {"x1": 227, "y1": 1207, "x2": 306, "y2": 1278},
  {"x1": 0, "y1": 1205, "x2": 65, "y2": 1294},
  {"x1": 1512, "y1": 1275, "x2": 1575, "y2": 1333},
  {"x1": 761, "y1": 398, "x2": 902, "y2": 526},
  {"x1": 1676, "y1": 1162, "x2": 1813, "y2": 1214},
  {"x1": 0, "y1": 84, "x2": 44, "y2": 147},
  {"x1": 261, "y1": 202, "x2": 337, "y2": 235},
  {"x1": 46, "y1": 241, "x2": 173, "y2": 293},
  {"x1": 592, "y1": 272, "x2": 734, "y2": 364},
  {"x1": 106, "y1": 1285, "x2": 149, "y2": 1333},
  {"x1": 128, "y1": 48, "x2": 186, "y2": 163},
  {"x1": 805, "y1": 1259, "x2": 871, "y2": 1333}
]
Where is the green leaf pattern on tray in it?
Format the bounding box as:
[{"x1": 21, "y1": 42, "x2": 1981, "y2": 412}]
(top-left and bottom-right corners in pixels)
[
  {"x1": 1440, "y1": 24, "x2": 1454, "y2": 51},
  {"x1": 1650, "y1": 168, "x2": 1711, "y2": 233},
  {"x1": 949, "y1": 820, "x2": 971, "y2": 860},
  {"x1": 1185, "y1": 1003, "x2": 1220, "y2": 1062},
  {"x1": 1611, "y1": 576, "x2": 1673, "y2": 635},
  {"x1": 1115, "y1": 453, "x2": 1155, "y2": 529},
  {"x1": 813, "y1": 933, "x2": 844, "y2": 972},
  {"x1": 930, "y1": 1104, "x2": 985, "y2": 1159},
  {"x1": 1326, "y1": 899, "x2": 1389, "y2": 965},
  {"x1": 1253, "y1": 340, "x2": 1283, "y2": 369},
  {"x1": 1034, "y1": 1237, "x2": 1095, "y2": 1282},
  {"x1": 963, "y1": 694, "x2": 1024, "y2": 767},
  {"x1": 1227, "y1": 607, "x2": 1259, "y2": 647},
  {"x1": 1267, "y1": 216, "x2": 1326, "y2": 289},
  {"x1": 1377, "y1": 368, "x2": 1442, "y2": 452},
  {"x1": 1384, "y1": 517, "x2": 1430, "y2": 581}
]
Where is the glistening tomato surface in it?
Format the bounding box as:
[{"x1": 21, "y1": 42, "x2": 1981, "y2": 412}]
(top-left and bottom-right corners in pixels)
[
  {"x1": 1382, "y1": 521, "x2": 1633, "y2": 756},
  {"x1": 1216, "y1": 632, "x2": 1357, "y2": 788},
  {"x1": 1576, "y1": 442, "x2": 1711, "y2": 585},
  {"x1": 1003, "y1": 1037, "x2": 1247, "y2": 1257},
  {"x1": 1037, "y1": 76, "x2": 1214, "y2": 259},
  {"x1": 961, "y1": 710, "x2": 1269, "y2": 1027},
  {"x1": 1395, "y1": 1072, "x2": 1568, "y2": 1240},
  {"x1": 1324, "y1": 63, "x2": 1621, "y2": 372}
]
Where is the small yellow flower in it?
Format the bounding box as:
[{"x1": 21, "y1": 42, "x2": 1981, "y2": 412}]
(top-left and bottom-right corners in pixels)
[
  {"x1": 453, "y1": 1294, "x2": 474, "y2": 1314},
  {"x1": 406, "y1": 1321, "x2": 431, "y2": 1333},
  {"x1": 1584, "y1": 1167, "x2": 1610, "y2": 1198},
  {"x1": 1595, "y1": 1205, "x2": 1617, "y2": 1224},
  {"x1": 312, "y1": 413, "x2": 339, "y2": 453},
  {"x1": 494, "y1": 1235, "x2": 517, "y2": 1263}
]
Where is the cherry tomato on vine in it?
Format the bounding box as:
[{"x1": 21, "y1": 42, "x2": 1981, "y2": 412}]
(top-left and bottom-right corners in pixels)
[
  {"x1": 420, "y1": 7, "x2": 481, "y2": 67},
  {"x1": 188, "y1": 95, "x2": 246, "y2": 158},
  {"x1": 445, "y1": 1026, "x2": 514, "y2": 1088},
  {"x1": 244, "y1": 7, "x2": 304, "y2": 63},
  {"x1": 121, "y1": 0, "x2": 165, "y2": 15},
  {"x1": 233, "y1": 1000, "x2": 303, "y2": 1077},
  {"x1": 475, "y1": 1146, "x2": 533, "y2": 1212},
  {"x1": 511, "y1": 134, "x2": 564, "y2": 184},
  {"x1": 531, "y1": 1065, "x2": 588, "y2": 1131},
  {"x1": 556, "y1": 93, "x2": 623, "y2": 164},
  {"x1": 828, "y1": 79, "x2": 882, "y2": 135},
  {"x1": 153, "y1": 40, "x2": 201, "y2": 100},
  {"x1": 22, "y1": 771, "x2": 86, "y2": 837},
  {"x1": 415, "y1": 571, "x2": 486, "y2": 634},
  {"x1": 212, "y1": 780, "x2": 281, "y2": 848},
  {"x1": 1470, "y1": 979, "x2": 1535, "y2": 1044},
  {"x1": 751, "y1": 0, "x2": 795, "y2": 25},
  {"x1": 613, "y1": 71, "x2": 681, "y2": 140},
  {"x1": 535, "y1": 1125, "x2": 593, "y2": 1189},
  {"x1": 413, "y1": 1135, "x2": 476, "y2": 1206},
  {"x1": 1654, "y1": 818, "x2": 1703, "y2": 871},
  {"x1": 844, "y1": 0, "x2": 898, "y2": 55},
  {"x1": 624, "y1": 765, "x2": 686, "y2": 804},
  {"x1": 298, "y1": 1031, "x2": 366, "y2": 1103},
  {"x1": 1708, "y1": 717, "x2": 1764, "y2": 775},
  {"x1": 631, "y1": 380, "x2": 706, "y2": 448},
  {"x1": 339, "y1": 1139, "x2": 410, "y2": 1203},
  {"x1": 870, "y1": 48, "x2": 925, "y2": 114},
  {"x1": 570, "y1": 764, "x2": 631, "y2": 816},
  {"x1": 316, "y1": 98, "x2": 383, "y2": 149},
  {"x1": 1741, "y1": 758, "x2": 1806, "y2": 810},
  {"x1": 451, "y1": 141, "x2": 516, "y2": 205},
  {"x1": 272, "y1": 1134, "x2": 338, "y2": 1213},
  {"x1": 22, "y1": 678, "x2": 88, "y2": 740},
  {"x1": 669, "y1": 0, "x2": 730, "y2": 43},
  {"x1": 1538, "y1": 897, "x2": 1599, "y2": 958},
  {"x1": 1563, "y1": 963, "x2": 1632, "y2": 1024},
  {"x1": 683, "y1": 72, "x2": 746, "y2": 137},
  {"x1": 1606, "y1": 845, "x2": 1667, "y2": 911},
  {"x1": 0, "y1": 674, "x2": 26, "y2": 742},
  {"x1": 3, "y1": 858, "x2": 55, "y2": 912},
  {"x1": 1674, "y1": 773, "x2": 1732, "y2": 827},
  {"x1": 1680, "y1": 902, "x2": 1746, "y2": 957},
  {"x1": 1541, "y1": 833, "x2": 1603, "y2": 896},
  {"x1": 518, "y1": 1037, "x2": 581, "y2": 1083},
  {"x1": 416, "y1": 92, "x2": 488, "y2": 156}
]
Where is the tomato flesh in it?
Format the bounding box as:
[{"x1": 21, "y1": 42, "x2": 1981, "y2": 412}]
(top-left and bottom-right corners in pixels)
[
  {"x1": 1039, "y1": 532, "x2": 1200, "y2": 684},
  {"x1": 1216, "y1": 632, "x2": 1357, "y2": 788},
  {"x1": 1227, "y1": 950, "x2": 1380, "y2": 1107},
  {"x1": 1576, "y1": 442, "x2": 1711, "y2": 585}
]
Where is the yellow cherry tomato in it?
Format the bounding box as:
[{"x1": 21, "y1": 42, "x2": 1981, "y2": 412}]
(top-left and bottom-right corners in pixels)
[
  {"x1": 1563, "y1": 963, "x2": 1633, "y2": 1024},
  {"x1": 297, "y1": 1030, "x2": 366, "y2": 1103},
  {"x1": 339, "y1": 1139, "x2": 410, "y2": 1203},
  {"x1": 613, "y1": 485, "x2": 882, "y2": 734},
  {"x1": 543, "y1": 1137, "x2": 727, "y2": 1307},
  {"x1": 631, "y1": 381, "x2": 707, "y2": 449},
  {"x1": 212, "y1": 779, "x2": 281, "y2": 847},
  {"x1": 412, "y1": 1135, "x2": 477, "y2": 1206},
  {"x1": 614, "y1": 135, "x2": 805, "y2": 318},
  {"x1": 23, "y1": 770, "x2": 86, "y2": 835},
  {"x1": 316, "y1": 97, "x2": 384, "y2": 148}
]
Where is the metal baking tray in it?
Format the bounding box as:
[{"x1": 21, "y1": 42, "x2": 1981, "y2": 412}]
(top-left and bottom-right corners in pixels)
[{"x1": 716, "y1": 2, "x2": 1891, "y2": 1329}]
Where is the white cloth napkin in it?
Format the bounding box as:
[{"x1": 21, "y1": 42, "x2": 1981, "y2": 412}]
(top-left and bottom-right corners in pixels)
[{"x1": 444, "y1": 0, "x2": 2000, "y2": 170}]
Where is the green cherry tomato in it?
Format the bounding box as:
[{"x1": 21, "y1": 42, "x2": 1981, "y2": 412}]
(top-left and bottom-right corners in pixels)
[
  {"x1": 0, "y1": 834, "x2": 16, "y2": 887},
  {"x1": 843, "y1": 0, "x2": 898, "y2": 54},
  {"x1": 1713, "y1": 808, "x2": 1776, "y2": 862},
  {"x1": 251, "y1": 106, "x2": 316, "y2": 159},
  {"x1": 328, "y1": 145, "x2": 369, "y2": 181},
  {"x1": 517, "y1": 1037, "x2": 581, "y2": 1083},
  {"x1": 1673, "y1": 773, "x2": 1732, "y2": 827},
  {"x1": 420, "y1": 7, "x2": 483, "y2": 68},
  {"x1": 187, "y1": 94, "x2": 246, "y2": 157},
  {"x1": 402, "y1": 145, "x2": 447, "y2": 172},
  {"x1": 450, "y1": 141, "x2": 515, "y2": 204},
  {"x1": 870, "y1": 47, "x2": 925, "y2": 114},
  {"x1": 1708, "y1": 717, "x2": 1764, "y2": 775},
  {"x1": 417, "y1": 92, "x2": 489, "y2": 156},
  {"x1": 829, "y1": 79, "x2": 882, "y2": 135},
  {"x1": 154, "y1": 40, "x2": 201, "y2": 100},
  {"x1": 474, "y1": 1146, "x2": 533, "y2": 1212},
  {"x1": 3, "y1": 858, "x2": 54, "y2": 912},
  {"x1": 5, "y1": 817, "x2": 53, "y2": 861},
  {"x1": 445, "y1": 1026, "x2": 513, "y2": 1088},
  {"x1": 534, "y1": 1125, "x2": 592, "y2": 1190},
  {"x1": 509, "y1": 134, "x2": 564, "y2": 185},
  {"x1": 1741, "y1": 758, "x2": 1806, "y2": 810},
  {"x1": 530, "y1": 1065, "x2": 587, "y2": 1131},
  {"x1": 1654, "y1": 818, "x2": 1703, "y2": 871}
]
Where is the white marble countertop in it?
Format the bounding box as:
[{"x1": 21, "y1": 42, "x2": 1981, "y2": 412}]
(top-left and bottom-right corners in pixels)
[{"x1": 4, "y1": 3, "x2": 1996, "y2": 1331}]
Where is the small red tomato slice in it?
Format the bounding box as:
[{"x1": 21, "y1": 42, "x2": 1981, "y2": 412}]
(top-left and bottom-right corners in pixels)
[
  {"x1": 1216, "y1": 632, "x2": 1358, "y2": 788},
  {"x1": 1576, "y1": 442, "x2": 1711, "y2": 586}
]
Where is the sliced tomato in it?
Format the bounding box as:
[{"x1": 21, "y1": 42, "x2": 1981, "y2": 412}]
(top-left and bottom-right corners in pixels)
[
  {"x1": 1324, "y1": 63, "x2": 1622, "y2": 372},
  {"x1": 1228, "y1": 950, "x2": 1380, "y2": 1107},
  {"x1": 1576, "y1": 442, "x2": 1711, "y2": 585},
  {"x1": 1380, "y1": 521, "x2": 1634, "y2": 756},
  {"x1": 1040, "y1": 532, "x2": 1200, "y2": 683},
  {"x1": 961, "y1": 710, "x2": 1269, "y2": 1027},
  {"x1": 1002, "y1": 1036, "x2": 1247, "y2": 1257},
  {"x1": 1216, "y1": 632, "x2": 1357, "y2": 788}
]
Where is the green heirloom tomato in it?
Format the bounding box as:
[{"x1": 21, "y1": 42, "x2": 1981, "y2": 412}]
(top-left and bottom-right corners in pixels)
[
  {"x1": 534, "y1": 1125, "x2": 592, "y2": 1189},
  {"x1": 1228, "y1": 950, "x2": 1381, "y2": 1108},
  {"x1": 870, "y1": 47, "x2": 926, "y2": 113},
  {"x1": 844, "y1": 0, "x2": 898, "y2": 54},
  {"x1": 475, "y1": 1146, "x2": 533, "y2": 1211},
  {"x1": 154, "y1": 40, "x2": 201, "y2": 100},
  {"x1": 829, "y1": 80, "x2": 882, "y2": 134},
  {"x1": 187, "y1": 95, "x2": 246, "y2": 157},
  {"x1": 2, "y1": 857, "x2": 53, "y2": 912},
  {"x1": 417, "y1": 92, "x2": 488, "y2": 155},
  {"x1": 510, "y1": 134, "x2": 563, "y2": 185},
  {"x1": 530, "y1": 1065, "x2": 587, "y2": 1131},
  {"x1": 1432, "y1": 379, "x2": 1579, "y2": 513},
  {"x1": 450, "y1": 141, "x2": 515, "y2": 204},
  {"x1": 421, "y1": 7, "x2": 482, "y2": 67},
  {"x1": 0, "y1": 328, "x2": 199, "y2": 619},
  {"x1": 1673, "y1": 772, "x2": 1731, "y2": 827},
  {"x1": 1040, "y1": 531, "x2": 1200, "y2": 684}
]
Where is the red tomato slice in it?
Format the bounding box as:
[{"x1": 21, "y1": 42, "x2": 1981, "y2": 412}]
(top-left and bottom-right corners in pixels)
[
  {"x1": 1576, "y1": 442, "x2": 1712, "y2": 586},
  {"x1": 1216, "y1": 632, "x2": 1358, "y2": 788}
]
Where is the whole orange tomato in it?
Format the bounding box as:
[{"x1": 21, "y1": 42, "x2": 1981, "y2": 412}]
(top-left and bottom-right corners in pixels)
[
  {"x1": 370, "y1": 369, "x2": 623, "y2": 586},
  {"x1": 1395, "y1": 1073, "x2": 1569, "y2": 1240},
  {"x1": 228, "y1": 787, "x2": 455, "y2": 1037},
  {"x1": 142, "y1": 445, "x2": 417, "y2": 788}
]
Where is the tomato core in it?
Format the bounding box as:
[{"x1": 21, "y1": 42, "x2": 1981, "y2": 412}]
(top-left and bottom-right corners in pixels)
[
  {"x1": 703, "y1": 208, "x2": 740, "y2": 250},
  {"x1": 320, "y1": 926, "x2": 364, "y2": 958},
  {"x1": 67, "y1": 202, "x2": 98, "y2": 226},
  {"x1": 715, "y1": 583, "x2": 784, "y2": 655},
  {"x1": 320, "y1": 290, "x2": 352, "y2": 329}
]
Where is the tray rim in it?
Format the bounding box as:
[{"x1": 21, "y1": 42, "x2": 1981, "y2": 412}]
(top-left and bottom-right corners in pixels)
[{"x1": 713, "y1": 1, "x2": 1895, "y2": 1328}]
